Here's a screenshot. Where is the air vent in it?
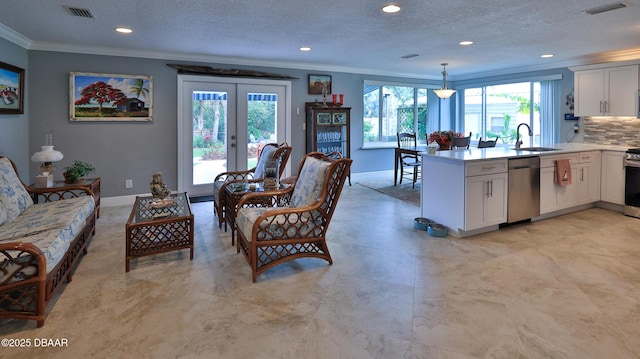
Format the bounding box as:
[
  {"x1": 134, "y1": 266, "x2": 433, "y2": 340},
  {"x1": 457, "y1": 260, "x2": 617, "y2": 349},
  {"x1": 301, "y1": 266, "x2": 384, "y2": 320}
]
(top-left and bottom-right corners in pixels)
[
  {"x1": 64, "y1": 6, "x2": 95, "y2": 18},
  {"x1": 584, "y1": 1, "x2": 630, "y2": 15}
]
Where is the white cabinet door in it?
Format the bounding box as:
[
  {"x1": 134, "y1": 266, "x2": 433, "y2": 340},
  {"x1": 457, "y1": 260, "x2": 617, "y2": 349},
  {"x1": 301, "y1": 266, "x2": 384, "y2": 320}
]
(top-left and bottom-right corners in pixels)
[
  {"x1": 540, "y1": 166, "x2": 558, "y2": 214},
  {"x1": 464, "y1": 173, "x2": 507, "y2": 230},
  {"x1": 484, "y1": 173, "x2": 508, "y2": 225},
  {"x1": 575, "y1": 69, "x2": 604, "y2": 116},
  {"x1": 605, "y1": 65, "x2": 639, "y2": 117},
  {"x1": 541, "y1": 165, "x2": 579, "y2": 212},
  {"x1": 601, "y1": 151, "x2": 625, "y2": 205},
  {"x1": 576, "y1": 151, "x2": 601, "y2": 204},
  {"x1": 575, "y1": 65, "x2": 639, "y2": 117},
  {"x1": 577, "y1": 164, "x2": 600, "y2": 204},
  {"x1": 556, "y1": 166, "x2": 579, "y2": 209},
  {"x1": 465, "y1": 176, "x2": 488, "y2": 230}
]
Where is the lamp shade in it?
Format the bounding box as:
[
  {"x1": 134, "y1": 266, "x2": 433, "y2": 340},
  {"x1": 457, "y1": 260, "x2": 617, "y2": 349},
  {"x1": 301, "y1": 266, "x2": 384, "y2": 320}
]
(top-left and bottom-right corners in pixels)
[
  {"x1": 31, "y1": 145, "x2": 64, "y2": 163},
  {"x1": 433, "y1": 88, "x2": 456, "y2": 99}
]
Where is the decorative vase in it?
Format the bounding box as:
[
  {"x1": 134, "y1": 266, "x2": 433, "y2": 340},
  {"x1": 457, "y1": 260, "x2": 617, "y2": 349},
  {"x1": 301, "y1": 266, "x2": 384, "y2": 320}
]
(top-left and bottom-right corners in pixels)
[{"x1": 438, "y1": 144, "x2": 451, "y2": 151}]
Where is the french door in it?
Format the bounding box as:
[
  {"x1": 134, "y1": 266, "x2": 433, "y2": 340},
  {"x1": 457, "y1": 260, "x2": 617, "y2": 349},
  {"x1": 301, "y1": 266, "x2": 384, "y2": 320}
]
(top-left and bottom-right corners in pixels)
[{"x1": 178, "y1": 75, "x2": 291, "y2": 197}]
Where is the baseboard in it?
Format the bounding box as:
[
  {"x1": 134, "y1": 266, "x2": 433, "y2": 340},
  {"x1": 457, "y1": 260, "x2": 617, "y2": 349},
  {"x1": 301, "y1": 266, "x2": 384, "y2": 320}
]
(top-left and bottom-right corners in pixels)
[{"x1": 101, "y1": 194, "x2": 140, "y2": 207}]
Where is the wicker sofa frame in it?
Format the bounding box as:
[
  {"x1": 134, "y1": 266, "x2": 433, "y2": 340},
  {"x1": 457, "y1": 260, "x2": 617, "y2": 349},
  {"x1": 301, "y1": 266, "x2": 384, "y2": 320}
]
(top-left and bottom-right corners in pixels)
[
  {"x1": 235, "y1": 152, "x2": 352, "y2": 282},
  {"x1": 0, "y1": 157, "x2": 96, "y2": 328}
]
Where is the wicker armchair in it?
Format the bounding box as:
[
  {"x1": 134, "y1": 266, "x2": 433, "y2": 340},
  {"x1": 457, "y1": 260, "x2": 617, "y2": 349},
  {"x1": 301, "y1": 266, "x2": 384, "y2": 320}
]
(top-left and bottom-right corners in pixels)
[
  {"x1": 212, "y1": 142, "x2": 292, "y2": 229},
  {"x1": 235, "y1": 152, "x2": 352, "y2": 282}
]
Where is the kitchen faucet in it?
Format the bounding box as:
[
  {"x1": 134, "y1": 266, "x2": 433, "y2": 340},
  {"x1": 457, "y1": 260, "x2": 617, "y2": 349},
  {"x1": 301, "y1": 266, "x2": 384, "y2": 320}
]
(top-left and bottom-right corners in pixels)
[{"x1": 515, "y1": 123, "x2": 533, "y2": 149}]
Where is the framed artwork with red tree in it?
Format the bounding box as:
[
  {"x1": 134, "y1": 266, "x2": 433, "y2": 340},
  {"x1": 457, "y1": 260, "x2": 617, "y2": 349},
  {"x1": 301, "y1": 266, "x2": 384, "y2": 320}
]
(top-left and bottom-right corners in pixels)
[{"x1": 70, "y1": 72, "x2": 153, "y2": 121}]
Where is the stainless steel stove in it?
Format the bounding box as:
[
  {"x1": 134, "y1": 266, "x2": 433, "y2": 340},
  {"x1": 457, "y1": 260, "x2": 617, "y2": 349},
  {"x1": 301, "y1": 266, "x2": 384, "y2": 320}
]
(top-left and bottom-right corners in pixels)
[{"x1": 624, "y1": 148, "x2": 640, "y2": 218}]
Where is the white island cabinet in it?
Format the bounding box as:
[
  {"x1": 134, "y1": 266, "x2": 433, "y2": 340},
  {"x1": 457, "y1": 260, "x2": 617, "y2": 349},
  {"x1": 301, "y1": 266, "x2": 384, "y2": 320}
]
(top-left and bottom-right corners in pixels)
[
  {"x1": 420, "y1": 156, "x2": 507, "y2": 237},
  {"x1": 419, "y1": 144, "x2": 625, "y2": 238}
]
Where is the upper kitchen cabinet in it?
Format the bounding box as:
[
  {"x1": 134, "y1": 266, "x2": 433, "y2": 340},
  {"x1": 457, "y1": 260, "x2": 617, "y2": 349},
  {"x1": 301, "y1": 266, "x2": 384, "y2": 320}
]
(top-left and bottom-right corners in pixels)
[{"x1": 574, "y1": 64, "x2": 639, "y2": 117}]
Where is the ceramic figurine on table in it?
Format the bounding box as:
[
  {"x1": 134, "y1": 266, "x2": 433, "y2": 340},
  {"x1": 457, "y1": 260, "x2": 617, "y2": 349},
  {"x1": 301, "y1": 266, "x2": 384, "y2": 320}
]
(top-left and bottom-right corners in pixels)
[{"x1": 150, "y1": 172, "x2": 171, "y2": 199}]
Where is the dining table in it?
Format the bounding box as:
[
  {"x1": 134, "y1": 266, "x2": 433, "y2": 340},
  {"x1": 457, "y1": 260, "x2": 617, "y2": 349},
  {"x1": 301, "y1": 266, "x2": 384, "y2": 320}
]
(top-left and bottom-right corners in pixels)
[{"x1": 394, "y1": 145, "x2": 427, "y2": 186}]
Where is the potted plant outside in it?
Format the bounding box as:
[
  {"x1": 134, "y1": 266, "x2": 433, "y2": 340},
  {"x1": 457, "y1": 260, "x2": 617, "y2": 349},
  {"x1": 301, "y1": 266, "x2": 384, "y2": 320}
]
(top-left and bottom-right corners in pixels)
[{"x1": 63, "y1": 160, "x2": 96, "y2": 184}]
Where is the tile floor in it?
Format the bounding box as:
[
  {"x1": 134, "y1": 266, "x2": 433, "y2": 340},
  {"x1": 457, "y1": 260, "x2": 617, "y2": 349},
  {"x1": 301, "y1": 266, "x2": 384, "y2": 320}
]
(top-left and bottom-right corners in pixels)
[{"x1": 1, "y1": 171, "x2": 639, "y2": 358}]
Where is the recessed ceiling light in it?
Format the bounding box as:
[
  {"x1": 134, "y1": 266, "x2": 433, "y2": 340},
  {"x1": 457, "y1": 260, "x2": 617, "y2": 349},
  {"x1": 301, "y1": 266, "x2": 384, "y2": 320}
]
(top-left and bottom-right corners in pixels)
[
  {"x1": 382, "y1": 4, "x2": 401, "y2": 13},
  {"x1": 115, "y1": 27, "x2": 133, "y2": 34},
  {"x1": 459, "y1": 40, "x2": 474, "y2": 46},
  {"x1": 541, "y1": 54, "x2": 554, "y2": 58},
  {"x1": 299, "y1": 46, "x2": 312, "y2": 52}
]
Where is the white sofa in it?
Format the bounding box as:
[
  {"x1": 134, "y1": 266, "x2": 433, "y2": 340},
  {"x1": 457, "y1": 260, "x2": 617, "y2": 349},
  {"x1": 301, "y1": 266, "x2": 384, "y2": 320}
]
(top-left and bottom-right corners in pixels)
[{"x1": 0, "y1": 157, "x2": 96, "y2": 327}]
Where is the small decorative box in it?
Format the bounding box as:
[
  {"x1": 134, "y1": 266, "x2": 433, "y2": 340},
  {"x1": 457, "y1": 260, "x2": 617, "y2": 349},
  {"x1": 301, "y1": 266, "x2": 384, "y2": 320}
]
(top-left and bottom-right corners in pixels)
[{"x1": 34, "y1": 174, "x2": 53, "y2": 188}]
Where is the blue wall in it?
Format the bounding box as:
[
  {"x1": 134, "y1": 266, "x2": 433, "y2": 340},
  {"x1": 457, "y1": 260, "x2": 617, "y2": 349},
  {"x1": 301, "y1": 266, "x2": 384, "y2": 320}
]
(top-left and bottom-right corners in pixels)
[{"x1": 0, "y1": 37, "x2": 29, "y2": 178}]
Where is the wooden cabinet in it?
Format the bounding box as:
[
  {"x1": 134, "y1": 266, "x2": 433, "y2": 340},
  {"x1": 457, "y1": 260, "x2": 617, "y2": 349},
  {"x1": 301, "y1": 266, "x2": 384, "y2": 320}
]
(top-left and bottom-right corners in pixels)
[
  {"x1": 464, "y1": 160, "x2": 508, "y2": 230},
  {"x1": 305, "y1": 103, "x2": 351, "y2": 158},
  {"x1": 574, "y1": 65, "x2": 639, "y2": 117},
  {"x1": 600, "y1": 151, "x2": 625, "y2": 205}
]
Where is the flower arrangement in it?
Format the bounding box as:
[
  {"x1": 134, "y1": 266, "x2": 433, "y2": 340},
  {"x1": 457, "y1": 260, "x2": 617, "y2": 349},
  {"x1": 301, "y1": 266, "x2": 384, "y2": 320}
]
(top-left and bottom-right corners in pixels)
[{"x1": 428, "y1": 130, "x2": 463, "y2": 147}]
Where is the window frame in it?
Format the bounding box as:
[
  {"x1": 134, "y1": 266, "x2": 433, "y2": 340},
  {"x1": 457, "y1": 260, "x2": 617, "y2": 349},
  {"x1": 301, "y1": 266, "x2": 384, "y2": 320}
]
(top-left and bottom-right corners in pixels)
[
  {"x1": 457, "y1": 74, "x2": 561, "y2": 146},
  {"x1": 363, "y1": 80, "x2": 435, "y2": 148}
]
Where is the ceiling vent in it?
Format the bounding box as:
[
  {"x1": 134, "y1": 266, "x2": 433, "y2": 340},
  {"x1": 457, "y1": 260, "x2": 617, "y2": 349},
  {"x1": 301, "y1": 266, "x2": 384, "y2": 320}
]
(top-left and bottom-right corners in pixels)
[
  {"x1": 584, "y1": 1, "x2": 630, "y2": 15},
  {"x1": 64, "y1": 6, "x2": 95, "y2": 18}
]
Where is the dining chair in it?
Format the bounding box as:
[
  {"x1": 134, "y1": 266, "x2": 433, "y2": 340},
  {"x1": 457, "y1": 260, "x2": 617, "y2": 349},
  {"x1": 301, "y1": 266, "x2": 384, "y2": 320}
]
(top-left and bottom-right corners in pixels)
[
  {"x1": 396, "y1": 132, "x2": 421, "y2": 188},
  {"x1": 477, "y1": 137, "x2": 498, "y2": 148},
  {"x1": 451, "y1": 132, "x2": 472, "y2": 149}
]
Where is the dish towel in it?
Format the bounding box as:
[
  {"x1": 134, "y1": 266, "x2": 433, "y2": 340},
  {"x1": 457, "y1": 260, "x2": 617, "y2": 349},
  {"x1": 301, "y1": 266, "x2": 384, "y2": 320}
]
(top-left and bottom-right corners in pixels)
[{"x1": 554, "y1": 159, "x2": 572, "y2": 186}]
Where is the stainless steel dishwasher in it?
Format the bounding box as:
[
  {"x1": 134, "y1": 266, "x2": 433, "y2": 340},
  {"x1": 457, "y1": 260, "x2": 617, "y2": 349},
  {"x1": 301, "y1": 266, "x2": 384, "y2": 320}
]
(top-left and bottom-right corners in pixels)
[{"x1": 507, "y1": 156, "x2": 540, "y2": 223}]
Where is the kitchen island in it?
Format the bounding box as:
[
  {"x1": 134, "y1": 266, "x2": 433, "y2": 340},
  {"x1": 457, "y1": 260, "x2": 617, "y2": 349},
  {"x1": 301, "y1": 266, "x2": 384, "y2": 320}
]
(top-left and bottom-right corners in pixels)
[{"x1": 420, "y1": 143, "x2": 627, "y2": 237}]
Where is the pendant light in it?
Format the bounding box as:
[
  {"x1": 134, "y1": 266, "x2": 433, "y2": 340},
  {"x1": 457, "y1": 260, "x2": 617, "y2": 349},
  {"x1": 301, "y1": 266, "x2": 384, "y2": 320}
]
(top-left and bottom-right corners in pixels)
[{"x1": 433, "y1": 63, "x2": 456, "y2": 99}]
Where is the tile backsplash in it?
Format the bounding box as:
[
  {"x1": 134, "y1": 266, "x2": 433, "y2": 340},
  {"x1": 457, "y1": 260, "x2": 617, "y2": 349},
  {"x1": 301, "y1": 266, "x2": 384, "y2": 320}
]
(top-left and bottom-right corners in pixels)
[{"x1": 583, "y1": 117, "x2": 640, "y2": 147}]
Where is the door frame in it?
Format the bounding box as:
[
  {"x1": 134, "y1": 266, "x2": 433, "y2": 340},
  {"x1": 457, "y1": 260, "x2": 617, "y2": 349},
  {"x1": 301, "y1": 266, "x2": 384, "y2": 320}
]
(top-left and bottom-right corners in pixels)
[{"x1": 177, "y1": 75, "x2": 292, "y2": 195}]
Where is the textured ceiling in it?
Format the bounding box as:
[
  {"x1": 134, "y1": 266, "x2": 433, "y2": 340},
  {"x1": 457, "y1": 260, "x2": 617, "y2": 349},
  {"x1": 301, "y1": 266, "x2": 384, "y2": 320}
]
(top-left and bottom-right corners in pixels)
[{"x1": 1, "y1": 0, "x2": 640, "y2": 80}]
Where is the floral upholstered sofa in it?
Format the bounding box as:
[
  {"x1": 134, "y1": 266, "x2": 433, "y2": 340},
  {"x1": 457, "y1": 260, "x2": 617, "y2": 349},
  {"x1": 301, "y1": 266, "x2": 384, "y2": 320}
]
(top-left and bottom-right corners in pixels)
[{"x1": 0, "y1": 157, "x2": 96, "y2": 327}]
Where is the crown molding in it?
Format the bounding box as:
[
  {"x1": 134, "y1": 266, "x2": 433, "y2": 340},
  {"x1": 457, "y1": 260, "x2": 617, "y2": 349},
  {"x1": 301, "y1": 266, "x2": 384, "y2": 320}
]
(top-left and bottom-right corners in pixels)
[
  {"x1": 0, "y1": 23, "x2": 32, "y2": 48},
  {"x1": 27, "y1": 40, "x2": 440, "y2": 79}
]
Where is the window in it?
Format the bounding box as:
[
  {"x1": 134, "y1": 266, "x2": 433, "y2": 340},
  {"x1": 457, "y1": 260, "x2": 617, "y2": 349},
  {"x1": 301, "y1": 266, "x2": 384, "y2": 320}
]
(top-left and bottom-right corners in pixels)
[
  {"x1": 363, "y1": 83, "x2": 431, "y2": 145},
  {"x1": 462, "y1": 80, "x2": 559, "y2": 146}
]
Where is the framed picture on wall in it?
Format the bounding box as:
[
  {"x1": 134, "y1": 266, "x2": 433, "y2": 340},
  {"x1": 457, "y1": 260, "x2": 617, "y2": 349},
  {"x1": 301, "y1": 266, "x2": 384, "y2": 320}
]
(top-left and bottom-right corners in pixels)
[
  {"x1": 70, "y1": 72, "x2": 153, "y2": 122},
  {"x1": 0, "y1": 61, "x2": 25, "y2": 115},
  {"x1": 308, "y1": 74, "x2": 331, "y2": 95}
]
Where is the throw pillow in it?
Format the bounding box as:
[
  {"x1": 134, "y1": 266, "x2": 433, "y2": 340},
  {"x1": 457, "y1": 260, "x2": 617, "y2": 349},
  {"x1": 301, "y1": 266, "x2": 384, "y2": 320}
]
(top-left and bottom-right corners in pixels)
[{"x1": 0, "y1": 158, "x2": 34, "y2": 221}]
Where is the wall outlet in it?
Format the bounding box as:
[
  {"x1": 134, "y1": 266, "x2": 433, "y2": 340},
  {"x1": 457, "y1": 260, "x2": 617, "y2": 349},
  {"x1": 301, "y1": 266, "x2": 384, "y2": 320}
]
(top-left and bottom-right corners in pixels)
[{"x1": 125, "y1": 179, "x2": 133, "y2": 189}]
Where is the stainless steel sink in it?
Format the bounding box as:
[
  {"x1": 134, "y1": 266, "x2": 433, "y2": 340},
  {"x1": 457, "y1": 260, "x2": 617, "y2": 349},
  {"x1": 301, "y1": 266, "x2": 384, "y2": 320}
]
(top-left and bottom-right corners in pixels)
[{"x1": 511, "y1": 147, "x2": 559, "y2": 152}]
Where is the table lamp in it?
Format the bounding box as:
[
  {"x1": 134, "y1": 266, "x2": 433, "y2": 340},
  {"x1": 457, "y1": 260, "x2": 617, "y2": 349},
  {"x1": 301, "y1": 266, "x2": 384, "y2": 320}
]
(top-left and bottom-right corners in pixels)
[{"x1": 31, "y1": 134, "x2": 64, "y2": 177}]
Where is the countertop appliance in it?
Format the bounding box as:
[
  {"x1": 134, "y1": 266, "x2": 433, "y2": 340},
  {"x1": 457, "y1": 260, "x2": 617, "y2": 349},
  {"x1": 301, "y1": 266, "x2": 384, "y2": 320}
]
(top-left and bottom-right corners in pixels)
[
  {"x1": 507, "y1": 156, "x2": 540, "y2": 223},
  {"x1": 624, "y1": 148, "x2": 640, "y2": 218}
]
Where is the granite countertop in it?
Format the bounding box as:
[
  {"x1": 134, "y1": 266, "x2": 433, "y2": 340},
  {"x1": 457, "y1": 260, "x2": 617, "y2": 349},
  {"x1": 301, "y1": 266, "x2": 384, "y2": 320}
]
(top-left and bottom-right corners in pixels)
[{"x1": 421, "y1": 143, "x2": 629, "y2": 162}]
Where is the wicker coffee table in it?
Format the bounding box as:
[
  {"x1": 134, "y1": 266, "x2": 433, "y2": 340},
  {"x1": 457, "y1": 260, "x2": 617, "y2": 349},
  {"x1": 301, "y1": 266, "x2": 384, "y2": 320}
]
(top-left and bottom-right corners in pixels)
[{"x1": 125, "y1": 192, "x2": 194, "y2": 272}]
